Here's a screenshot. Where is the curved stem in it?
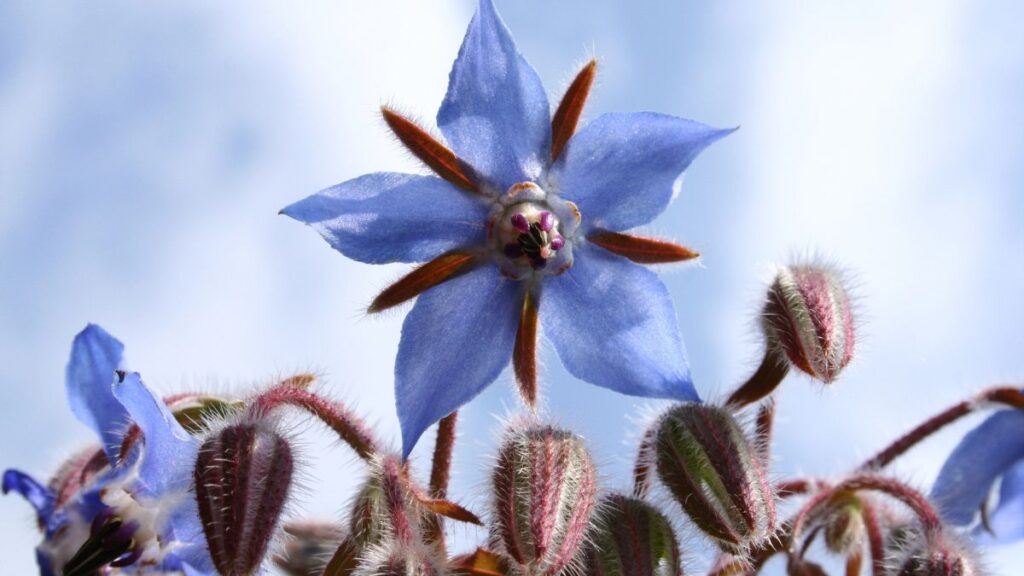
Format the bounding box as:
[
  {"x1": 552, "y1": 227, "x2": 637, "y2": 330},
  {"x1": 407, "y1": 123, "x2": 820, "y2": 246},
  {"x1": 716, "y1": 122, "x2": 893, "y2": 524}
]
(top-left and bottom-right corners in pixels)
[
  {"x1": 861, "y1": 500, "x2": 887, "y2": 576},
  {"x1": 248, "y1": 386, "x2": 379, "y2": 460},
  {"x1": 726, "y1": 348, "x2": 790, "y2": 408},
  {"x1": 859, "y1": 386, "x2": 1024, "y2": 470}
]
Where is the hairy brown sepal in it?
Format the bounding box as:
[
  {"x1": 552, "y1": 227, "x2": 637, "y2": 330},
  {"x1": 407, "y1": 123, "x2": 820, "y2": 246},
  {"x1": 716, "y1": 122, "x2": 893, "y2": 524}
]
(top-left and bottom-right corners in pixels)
[
  {"x1": 369, "y1": 251, "x2": 479, "y2": 313},
  {"x1": 381, "y1": 106, "x2": 480, "y2": 193},
  {"x1": 589, "y1": 230, "x2": 700, "y2": 264},
  {"x1": 512, "y1": 290, "x2": 539, "y2": 405},
  {"x1": 551, "y1": 59, "x2": 597, "y2": 161}
]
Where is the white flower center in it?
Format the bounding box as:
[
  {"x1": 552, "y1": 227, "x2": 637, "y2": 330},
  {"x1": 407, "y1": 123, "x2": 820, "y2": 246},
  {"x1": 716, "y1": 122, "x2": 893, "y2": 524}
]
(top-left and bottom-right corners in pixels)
[{"x1": 488, "y1": 182, "x2": 580, "y2": 280}]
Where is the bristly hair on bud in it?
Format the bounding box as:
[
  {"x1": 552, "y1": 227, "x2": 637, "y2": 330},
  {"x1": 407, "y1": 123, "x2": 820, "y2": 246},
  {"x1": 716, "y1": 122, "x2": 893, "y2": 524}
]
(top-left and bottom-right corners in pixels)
[
  {"x1": 490, "y1": 423, "x2": 598, "y2": 576},
  {"x1": 761, "y1": 260, "x2": 857, "y2": 383},
  {"x1": 580, "y1": 493, "x2": 683, "y2": 576},
  {"x1": 886, "y1": 528, "x2": 983, "y2": 576},
  {"x1": 653, "y1": 403, "x2": 776, "y2": 553},
  {"x1": 194, "y1": 417, "x2": 295, "y2": 576},
  {"x1": 352, "y1": 541, "x2": 448, "y2": 576}
]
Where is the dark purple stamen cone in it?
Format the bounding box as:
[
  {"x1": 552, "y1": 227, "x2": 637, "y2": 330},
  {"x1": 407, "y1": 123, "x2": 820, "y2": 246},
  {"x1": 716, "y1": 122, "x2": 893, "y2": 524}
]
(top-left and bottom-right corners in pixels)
[
  {"x1": 491, "y1": 425, "x2": 597, "y2": 576},
  {"x1": 762, "y1": 263, "x2": 855, "y2": 383},
  {"x1": 581, "y1": 494, "x2": 683, "y2": 576},
  {"x1": 653, "y1": 404, "x2": 775, "y2": 552},
  {"x1": 195, "y1": 422, "x2": 294, "y2": 576}
]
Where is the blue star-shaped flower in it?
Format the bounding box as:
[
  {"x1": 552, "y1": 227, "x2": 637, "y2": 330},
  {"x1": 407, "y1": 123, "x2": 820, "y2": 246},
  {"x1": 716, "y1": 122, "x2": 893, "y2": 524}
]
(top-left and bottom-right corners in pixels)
[
  {"x1": 283, "y1": 0, "x2": 732, "y2": 457},
  {"x1": 931, "y1": 399, "x2": 1024, "y2": 544},
  {"x1": 3, "y1": 325, "x2": 215, "y2": 575}
]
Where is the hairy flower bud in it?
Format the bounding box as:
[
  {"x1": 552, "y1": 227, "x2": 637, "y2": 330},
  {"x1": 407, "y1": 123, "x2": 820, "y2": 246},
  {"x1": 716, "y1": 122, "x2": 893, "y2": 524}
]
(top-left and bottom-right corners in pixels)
[
  {"x1": 654, "y1": 404, "x2": 775, "y2": 552},
  {"x1": 273, "y1": 520, "x2": 346, "y2": 576},
  {"x1": 823, "y1": 495, "x2": 865, "y2": 556},
  {"x1": 194, "y1": 421, "x2": 294, "y2": 576},
  {"x1": 581, "y1": 494, "x2": 682, "y2": 576},
  {"x1": 490, "y1": 425, "x2": 597, "y2": 575},
  {"x1": 762, "y1": 263, "x2": 855, "y2": 382},
  {"x1": 889, "y1": 531, "x2": 980, "y2": 576}
]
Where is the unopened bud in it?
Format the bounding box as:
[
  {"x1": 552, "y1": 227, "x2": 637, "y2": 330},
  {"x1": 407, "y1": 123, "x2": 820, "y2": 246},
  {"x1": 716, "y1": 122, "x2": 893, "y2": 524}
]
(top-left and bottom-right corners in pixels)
[
  {"x1": 823, "y1": 495, "x2": 865, "y2": 556},
  {"x1": 194, "y1": 422, "x2": 294, "y2": 576},
  {"x1": 581, "y1": 494, "x2": 682, "y2": 576},
  {"x1": 273, "y1": 520, "x2": 346, "y2": 576},
  {"x1": 762, "y1": 263, "x2": 855, "y2": 382},
  {"x1": 890, "y1": 530, "x2": 980, "y2": 576},
  {"x1": 654, "y1": 404, "x2": 775, "y2": 552},
  {"x1": 787, "y1": 558, "x2": 828, "y2": 576},
  {"x1": 491, "y1": 425, "x2": 597, "y2": 575}
]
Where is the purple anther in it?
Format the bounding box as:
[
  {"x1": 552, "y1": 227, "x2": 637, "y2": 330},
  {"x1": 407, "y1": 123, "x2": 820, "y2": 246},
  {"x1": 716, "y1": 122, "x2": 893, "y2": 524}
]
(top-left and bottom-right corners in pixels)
[
  {"x1": 550, "y1": 236, "x2": 565, "y2": 251},
  {"x1": 511, "y1": 213, "x2": 530, "y2": 233},
  {"x1": 504, "y1": 244, "x2": 524, "y2": 258},
  {"x1": 539, "y1": 211, "x2": 554, "y2": 232}
]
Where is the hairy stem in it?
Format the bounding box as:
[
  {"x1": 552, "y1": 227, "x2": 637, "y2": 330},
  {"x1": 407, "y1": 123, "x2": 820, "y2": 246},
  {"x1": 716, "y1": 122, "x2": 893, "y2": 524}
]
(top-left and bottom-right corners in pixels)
[{"x1": 726, "y1": 348, "x2": 790, "y2": 408}]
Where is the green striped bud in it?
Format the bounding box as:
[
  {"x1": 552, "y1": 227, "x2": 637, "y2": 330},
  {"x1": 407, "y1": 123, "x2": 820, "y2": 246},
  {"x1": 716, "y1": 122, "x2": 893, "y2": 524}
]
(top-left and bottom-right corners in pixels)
[{"x1": 581, "y1": 494, "x2": 682, "y2": 576}]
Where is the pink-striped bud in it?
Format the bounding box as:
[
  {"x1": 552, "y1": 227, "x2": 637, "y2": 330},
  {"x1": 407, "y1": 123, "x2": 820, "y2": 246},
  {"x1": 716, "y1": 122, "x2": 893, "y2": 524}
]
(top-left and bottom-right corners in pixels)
[
  {"x1": 654, "y1": 404, "x2": 776, "y2": 552},
  {"x1": 889, "y1": 531, "x2": 980, "y2": 576},
  {"x1": 762, "y1": 263, "x2": 855, "y2": 383},
  {"x1": 491, "y1": 425, "x2": 597, "y2": 575},
  {"x1": 194, "y1": 422, "x2": 294, "y2": 576},
  {"x1": 581, "y1": 494, "x2": 682, "y2": 576}
]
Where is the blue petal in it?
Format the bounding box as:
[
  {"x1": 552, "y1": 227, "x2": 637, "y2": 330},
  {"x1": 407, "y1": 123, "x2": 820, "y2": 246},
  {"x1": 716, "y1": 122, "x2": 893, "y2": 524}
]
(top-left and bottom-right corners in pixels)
[
  {"x1": 395, "y1": 265, "x2": 523, "y2": 458},
  {"x1": 540, "y1": 244, "x2": 699, "y2": 402},
  {"x1": 66, "y1": 324, "x2": 128, "y2": 461},
  {"x1": 974, "y1": 459, "x2": 1024, "y2": 544},
  {"x1": 282, "y1": 173, "x2": 488, "y2": 264},
  {"x1": 2, "y1": 469, "x2": 55, "y2": 525},
  {"x1": 549, "y1": 113, "x2": 734, "y2": 231},
  {"x1": 36, "y1": 549, "x2": 56, "y2": 576},
  {"x1": 437, "y1": 0, "x2": 551, "y2": 192},
  {"x1": 932, "y1": 410, "x2": 1024, "y2": 526},
  {"x1": 111, "y1": 372, "x2": 198, "y2": 497}
]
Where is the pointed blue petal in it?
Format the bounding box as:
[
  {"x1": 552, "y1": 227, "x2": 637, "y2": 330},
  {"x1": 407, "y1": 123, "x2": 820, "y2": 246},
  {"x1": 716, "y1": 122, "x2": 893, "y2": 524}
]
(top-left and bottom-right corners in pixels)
[
  {"x1": 549, "y1": 113, "x2": 734, "y2": 231},
  {"x1": 973, "y1": 459, "x2": 1024, "y2": 544},
  {"x1": 395, "y1": 265, "x2": 522, "y2": 458},
  {"x1": 282, "y1": 173, "x2": 488, "y2": 264},
  {"x1": 437, "y1": 0, "x2": 551, "y2": 192},
  {"x1": 540, "y1": 244, "x2": 698, "y2": 402},
  {"x1": 66, "y1": 324, "x2": 128, "y2": 461},
  {"x1": 37, "y1": 549, "x2": 56, "y2": 576},
  {"x1": 111, "y1": 372, "x2": 198, "y2": 496},
  {"x1": 932, "y1": 410, "x2": 1024, "y2": 526},
  {"x1": 2, "y1": 469, "x2": 55, "y2": 524}
]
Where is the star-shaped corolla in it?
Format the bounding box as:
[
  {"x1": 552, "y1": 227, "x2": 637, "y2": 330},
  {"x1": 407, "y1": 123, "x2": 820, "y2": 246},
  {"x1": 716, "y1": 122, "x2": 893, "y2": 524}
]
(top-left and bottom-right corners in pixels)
[
  {"x1": 283, "y1": 0, "x2": 733, "y2": 457},
  {"x1": 931, "y1": 400, "x2": 1024, "y2": 544},
  {"x1": 3, "y1": 325, "x2": 214, "y2": 575}
]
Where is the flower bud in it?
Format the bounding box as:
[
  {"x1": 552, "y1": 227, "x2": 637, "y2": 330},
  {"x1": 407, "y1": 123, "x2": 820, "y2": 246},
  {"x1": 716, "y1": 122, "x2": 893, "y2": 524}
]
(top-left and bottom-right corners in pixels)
[
  {"x1": 823, "y1": 495, "x2": 865, "y2": 556},
  {"x1": 581, "y1": 494, "x2": 682, "y2": 576},
  {"x1": 194, "y1": 422, "x2": 294, "y2": 576},
  {"x1": 273, "y1": 520, "x2": 346, "y2": 576},
  {"x1": 762, "y1": 263, "x2": 855, "y2": 382},
  {"x1": 787, "y1": 558, "x2": 828, "y2": 576},
  {"x1": 654, "y1": 404, "x2": 775, "y2": 552},
  {"x1": 889, "y1": 531, "x2": 980, "y2": 576},
  {"x1": 490, "y1": 425, "x2": 597, "y2": 575}
]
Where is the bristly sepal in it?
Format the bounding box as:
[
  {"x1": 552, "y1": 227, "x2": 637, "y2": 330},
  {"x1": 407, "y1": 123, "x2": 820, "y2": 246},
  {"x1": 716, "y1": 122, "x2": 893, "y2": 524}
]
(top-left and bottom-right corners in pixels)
[{"x1": 580, "y1": 493, "x2": 683, "y2": 576}]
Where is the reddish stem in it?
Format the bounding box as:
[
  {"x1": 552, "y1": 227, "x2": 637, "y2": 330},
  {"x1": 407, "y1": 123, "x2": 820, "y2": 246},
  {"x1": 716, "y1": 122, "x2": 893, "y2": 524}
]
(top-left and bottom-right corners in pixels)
[
  {"x1": 861, "y1": 500, "x2": 887, "y2": 576},
  {"x1": 859, "y1": 386, "x2": 1024, "y2": 470},
  {"x1": 726, "y1": 349, "x2": 790, "y2": 408},
  {"x1": 755, "y1": 398, "x2": 776, "y2": 460},
  {"x1": 248, "y1": 387, "x2": 379, "y2": 460},
  {"x1": 425, "y1": 411, "x2": 458, "y2": 553}
]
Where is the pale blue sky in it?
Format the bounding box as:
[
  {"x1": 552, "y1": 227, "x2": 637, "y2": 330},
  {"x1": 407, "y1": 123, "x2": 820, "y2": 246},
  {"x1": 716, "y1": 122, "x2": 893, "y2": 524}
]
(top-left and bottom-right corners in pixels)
[{"x1": 1, "y1": 1, "x2": 1022, "y2": 573}]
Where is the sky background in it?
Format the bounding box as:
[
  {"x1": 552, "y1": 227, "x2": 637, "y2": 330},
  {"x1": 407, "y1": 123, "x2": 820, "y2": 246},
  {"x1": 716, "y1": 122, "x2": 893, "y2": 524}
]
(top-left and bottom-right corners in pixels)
[{"x1": 2, "y1": 1, "x2": 1022, "y2": 574}]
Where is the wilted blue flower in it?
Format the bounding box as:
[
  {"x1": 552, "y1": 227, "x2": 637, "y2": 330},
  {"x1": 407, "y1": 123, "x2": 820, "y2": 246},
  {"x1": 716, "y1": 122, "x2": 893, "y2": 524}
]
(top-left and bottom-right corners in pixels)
[
  {"x1": 931, "y1": 400, "x2": 1024, "y2": 544},
  {"x1": 3, "y1": 325, "x2": 215, "y2": 575},
  {"x1": 283, "y1": 0, "x2": 732, "y2": 457}
]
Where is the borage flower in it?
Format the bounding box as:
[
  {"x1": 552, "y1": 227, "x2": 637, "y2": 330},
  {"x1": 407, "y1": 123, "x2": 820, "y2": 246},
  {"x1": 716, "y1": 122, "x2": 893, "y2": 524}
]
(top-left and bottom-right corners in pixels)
[
  {"x1": 3, "y1": 325, "x2": 214, "y2": 575},
  {"x1": 931, "y1": 396, "x2": 1024, "y2": 543},
  {"x1": 283, "y1": 0, "x2": 733, "y2": 457}
]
